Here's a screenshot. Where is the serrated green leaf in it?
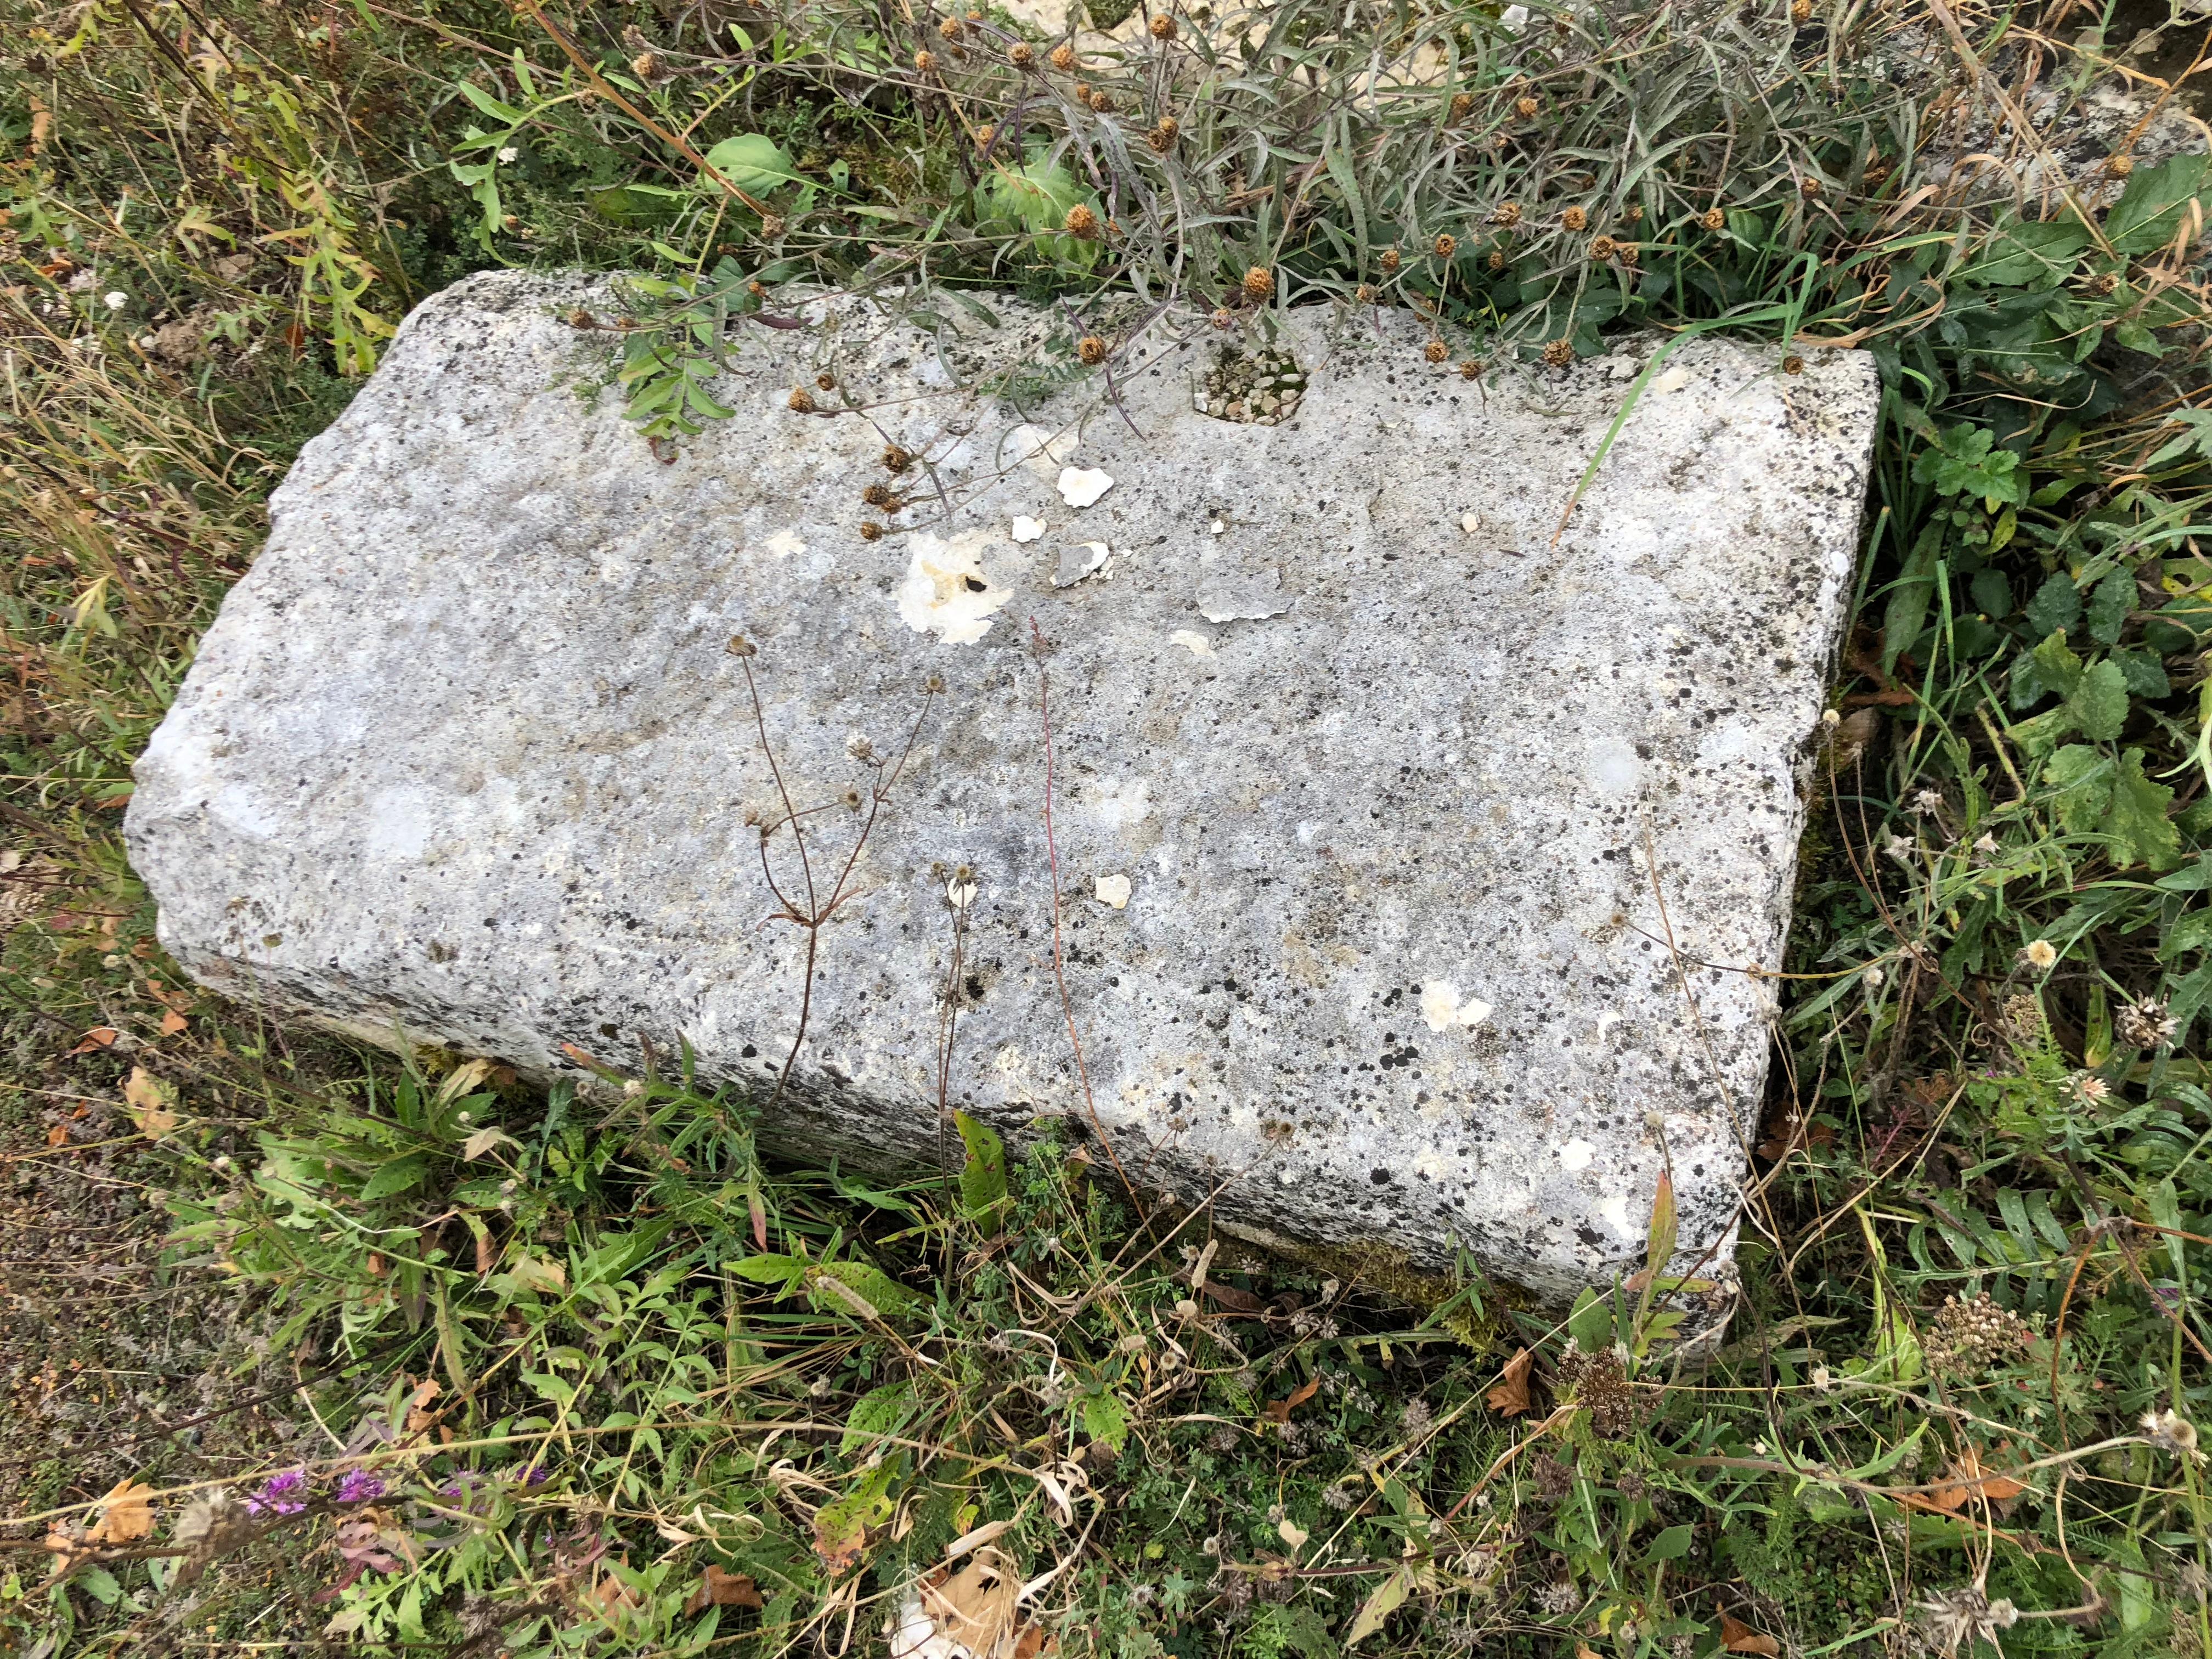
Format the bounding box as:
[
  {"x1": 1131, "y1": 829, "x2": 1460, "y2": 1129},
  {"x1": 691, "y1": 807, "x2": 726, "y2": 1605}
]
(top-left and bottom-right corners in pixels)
[
  {"x1": 2064, "y1": 659, "x2": 2129, "y2": 742},
  {"x1": 2087, "y1": 567, "x2": 2135, "y2": 646},
  {"x1": 841, "y1": 1382, "x2": 916, "y2": 1455},
  {"x1": 2110, "y1": 748, "x2": 2181, "y2": 871},
  {"x1": 729, "y1": 1251, "x2": 808, "y2": 1291},
  {"x1": 953, "y1": 1110, "x2": 1008, "y2": 1224},
  {"x1": 2045, "y1": 744, "x2": 2109, "y2": 834},
  {"x1": 812, "y1": 1259, "x2": 923, "y2": 1319},
  {"x1": 2030, "y1": 629, "x2": 2083, "y2": 699},
  {"x1": 2105, "y1": 153, "x2": 2209, "y2": 255},
  {"x1": 1081, "y1": 1390, "x2": 1131, "y2": 1451},
  {"x1": 362, "y1": 1153, "x2": 430, "y2": 1201},
  {"x1": 2024, "y1": 576, "x2": 2083, "y2": 641}
]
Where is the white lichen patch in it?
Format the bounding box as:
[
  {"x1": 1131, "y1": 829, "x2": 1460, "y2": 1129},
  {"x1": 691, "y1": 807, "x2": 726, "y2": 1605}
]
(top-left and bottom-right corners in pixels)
[
  {"x1": 1053, "y1": 541, "x2": 1112, "y2": 588},
  {"x1": 1094, "y1": 872, "x2": 1131, "y2": 909},
  {"x1": 1011, "y1": 515, "x2": 1047, "y2": 542},
  {"x1": 1650, "y1": 364, "x2": 1690, "y2": 394},
  {"x1": 764, "y1": 528, "x2": 808, "y2": 558},
  {"x1": 897, "y1": 531, "x2": 1010, "y2": 645},
  {"x1": 1558, "y1": 1138, "x2": 1596, "y2": 1172},
  {"x1": 1057, "y1": 467, "x2": 1115, "y2": 508},
  {"x1": 1169, "y1": 628, "x2": 1214, "y2": 657},
  {"x1": 1003, "y1": 422, "x2": 1076, "y2": 481},
  {"x1": 1419, "y1": 980, "x2": 1493, "y2": 1034}
]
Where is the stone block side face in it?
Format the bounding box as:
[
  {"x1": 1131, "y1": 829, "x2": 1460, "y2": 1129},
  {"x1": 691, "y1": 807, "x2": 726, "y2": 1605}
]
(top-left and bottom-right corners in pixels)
[{"x1": 126, "y1": 271, "x2": 1880, "y2": 1301}]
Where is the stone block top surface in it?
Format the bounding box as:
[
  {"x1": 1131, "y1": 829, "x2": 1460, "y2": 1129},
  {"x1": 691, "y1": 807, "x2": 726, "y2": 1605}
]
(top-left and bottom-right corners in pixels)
[{"x1": 127, "y1": 272, "x2": 1878, "y2": 1298}]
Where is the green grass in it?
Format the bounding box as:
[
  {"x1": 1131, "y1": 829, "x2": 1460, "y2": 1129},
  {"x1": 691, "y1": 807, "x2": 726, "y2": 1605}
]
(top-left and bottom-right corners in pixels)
[{"x1": 2, "y1": 0, "x2": 2211, "y2": 1655}]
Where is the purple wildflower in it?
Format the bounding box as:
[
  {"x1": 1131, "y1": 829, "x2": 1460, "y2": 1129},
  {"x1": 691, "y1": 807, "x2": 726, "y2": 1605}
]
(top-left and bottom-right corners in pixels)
[
  {"x1": 521, "y1": 1464, "x2": 550, "y2": 1487},
  {"x1": 246, "y1": 1468, "x2": 311, "y2": 1516},
  {"x1": 336, "y1": 1470, "x2": 387, "y2": 1505}
]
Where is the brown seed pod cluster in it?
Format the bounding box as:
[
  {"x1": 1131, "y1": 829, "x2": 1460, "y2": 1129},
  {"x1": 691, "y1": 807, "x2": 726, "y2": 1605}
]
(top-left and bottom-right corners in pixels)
[
  {"x1": 1009, "y1": 42, "x2": 1035, "y2": 68},
  {"x1": 1459, "y1": 359, "x2": 1483, "y2": 380},
  {"x1": 1148, "y1": 116, "x2": 1178, "y2": 153},
  {"x1": 1560, "y1": 205, "x2": 1587, "y2": 232},
  {"x1": 1782, "y1": 354, "x2": 1805, "y2": 375},
  {"x1": 1515, "y1": 95, "x2": 1538, "y2": 119},
  {"x1": 859, "y1": 521, "x2": 884, "y2": 541},
  {"x1": 882, "y1": 445, "x2": 912, "y2": 473},
  {"x1": 2117, "y1": 996, "x2": 2179, "y2": 1047},
  {"x1": 939, "y1": 15, "x2": 963, "y2": 38},
  {"x1": 1380, "y1": 245, "x2": 1401, "y2": 272},
  {"x1": 1488, "y1": 201, "x2": 1521, "y2": 227},
  {"x1": 1923, "y1": 1293, "x2": 2034, "y2": 1376},
  {"x1": 1432, "y1": 232, "x2": 1457, "y2": 259},
  {"x1": 1065, "y1": 203, "x2": 1100, "y2": 238},
  {"x1": 862, "y1": 483, "x2": 896, "y2": 508},
  {"x1": 1424, "y1": 340, "x2": 1449, "y2": 363},
  {"x1": 1088, "y1": 89, "x2": 1115, "y2": 114},
  {"x1": 1554, "y1": 1344, "x2": 1643, "y2": 1440},
  {"x1": 1243, "y1": 265, "x2": 1272, "y2": 302},
  {"x1": 1700, "y1": 206, "x2": 1725, "y2": 231},
  {"x1": 1448, "y1": 92, "x2": 1472, "y2": 122},
  {"x1": 1077, "y1": 334, "x2": 1108, "y2": 365},
  {"x1": 1617, "y1": 241, "x2": 1639, "y2": 266},
  {"x1": 915, "y1": 48, "x2": 937, "y2": 72},
  {"x1": 1542, "y1": 338, "x2": 1573, "y2": 368},
  {"x1": 815, "y1": 372, "x2": 836, "y2": 391},
  {"x1": 788, "y1": 388, "x2": 817, "y2": 413},
  {"x1": 1050, "y1": 42, "x2": 1076, "y2": 70},
  {"x1": 1624, "y1": 204, "x2": 1644, "y2": 224},
  {"x1": 1589, "y1": 235, "x2": 1617, "y2": 261},
  {"x1": 1149, "y1": 13, "x2": 1177, "y2": 39}
]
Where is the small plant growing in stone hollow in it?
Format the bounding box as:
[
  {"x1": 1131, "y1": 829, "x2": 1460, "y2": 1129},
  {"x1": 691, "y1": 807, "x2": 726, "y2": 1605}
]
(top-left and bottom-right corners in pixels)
[{"x1": 725, "y1": 634, "x2": 941, "y2": 1103}]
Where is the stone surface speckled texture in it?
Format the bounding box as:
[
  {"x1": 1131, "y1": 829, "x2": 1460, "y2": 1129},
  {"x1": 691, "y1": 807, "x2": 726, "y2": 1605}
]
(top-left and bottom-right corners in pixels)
[{"x1": 126, "y1": 272, "x2": 1879, "y2": 1300}]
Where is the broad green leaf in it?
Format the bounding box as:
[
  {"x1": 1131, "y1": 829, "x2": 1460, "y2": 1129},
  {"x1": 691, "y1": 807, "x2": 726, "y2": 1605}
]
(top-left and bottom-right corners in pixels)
[
  {"x1": 2109, "y1": 748, "x2": 2181, "y2": 871},
  {"x1": 1644, "y1": 1522, "x2": 1694, "y2": 1561},
  {"x1": 1965, "y1": 218, "x2": 2091, "y2": 286},
  {"x1": 1567, "y1": 1285, "x2": 1612, "y2": 1352},
  {"x1": 701, "y1": 133, "x2": 803, "y2": 195},
  {"x1": 2105, "y1": 153, "x2": 2210, "y2": 255},
  {"x1": 361, "y1": 1153, "x2": 430, "y2": 1201},
  {"x1": 841, "y1": 1382, "x2": 916, "y2": 1455},
  {"x1": 954, "y1": 1110, "x2": 1008, "y2": 1223},
  {"x1": 1881, "y1": 532, "x2": 1938, "y2": 677},
  {"x1": 2063, "y1": 659, "x2": 2129, "y2": 742},
  {"x1": 1081, "y1": 1390, "x2": 1131, "y2": 1451},
  {"x1": 729, "y1": 1252, "x2": 808, "y2": 1290},
  {"x1": 812, "y1": 1260, "x2": 923, "y2": 1318},
  {"x1": 2045, "y1": 744, "x2": 2109, "y2": 834},
  {"x1": 2024, "y1": 577, "x2": 2082, "y2": 641},
  {"x1": 2086, "y1": 567, "x2": 2135, "y2": 646}
]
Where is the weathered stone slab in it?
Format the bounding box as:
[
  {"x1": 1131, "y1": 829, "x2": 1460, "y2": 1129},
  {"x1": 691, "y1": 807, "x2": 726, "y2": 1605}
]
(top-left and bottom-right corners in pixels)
[{"x1": 126, "y1": 272, "x2": 1878, "y2": 1300}]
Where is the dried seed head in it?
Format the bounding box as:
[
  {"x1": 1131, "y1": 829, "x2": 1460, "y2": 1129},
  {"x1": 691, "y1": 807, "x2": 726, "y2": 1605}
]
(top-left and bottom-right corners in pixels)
[
  {"x1": 2117, "y1": 996, "x2": 2178, "y2": 1048},
  {"x1": 760, "y1": 213, "x2": 787, "y2": 239},
  {"x1": 1243, "y1": 265, "x2": 1272, "y2": 302},
  {"x1": 1073, "y1": 83, "x2": 1095, "y2": 107},
  {"x1": 1077, "y1": 334, "x2": 1108, "y2": 364},
  {"x1": 726, "y1": 634, "x2": 758, "y2": 657},
  {"x1": 1009, "y1": 42, "x2": 1035, "y2": 68},
  {"x1": 787, "y1": 388, "x2": 817, "y2": 413},
  {"x1": 1211, "y1": 307, "x2": 1233, "y2": 329},
  {"x1": 1051, "y1": 42, "x2": 1077, "y2": 70},
  {"x1": 2019, "y1": 938, "x2": 2059, "y2": 972},
  {"x1": 748, "y1": 280, "x2": 766, "y2": 298},
  {"x1": 914, "y1": 48, "x2": 938, "y2": 71},
  {"x1": 1561, "y1": 205, "x2": 1588, "y2": 232},
  {"x1": 925, "y1": 673, "x2": 947, "y2": 693},
  {"x1": 1701, "y1": 206, "x2": 1725, "y2": 231},
  {"x1": 1064, "y1": 203, "x2": 1100, "y2": 238},
  {"x1": 1489, "y1": 201, "x2": 1522, "y2": 227},
  {"x1": 1149, "y1": 13, "x2": 1177, "y2": 38},
  {"x1": 815, "y1": 372, "x2": 836, "y2": 392},
  {"x1": 1087, "y1": 89, "x2": 1114, "y2": 114},
  {"x1": 630, "y1": 50, "x2": 663, "y2": 82},
  {"x1": 1380, "y1": 245, "x2": 1401, "y2": 273},
  {"x1": 858, "y1": 521, "x2": 883, "y2": 541},
  {"x1": 1487, "y1": 250, "x2": 1505, "y2": 270},
  {"x1": 2092, "y1": 270, "x2": 2119, "y2": 295},
  {"x1": 1424, "y1": 340, "x2": 1449, "y2": 363},
  {"x1": 843, "y1": 787, "x2": 864, "y2": 810},
  {"x1": 882, "y1": 445, "x2": 912, "y2": 473},
  {"x1": 1432, "y1": 232, "x2": 1457, "y2": 259},
  {"x1": 939, "y1": 15, "x2": 963, "y2": 38},
  {"x1": 1460, "y1": 359, "x2": 1483, "y2": 380},
  {"x1": 1791, "y1": 0, "x2": 1811, "y2": 18},
  {"x1": 1542, "y1": 337, "x2": 1574, "y2": 367},
  {"x1": 1782, "y1": 354, "x2": 1805, "y2": 375},
  {"x1": 1148, "y1": 117, "x2": 1178, "y2": 153},
  {"x1": 975, "y1": 123, "x2": 995, "y2": 150},
  {"x1": 862, "y1": 483, "x2": 895, "y2": 507},
  {"x1": 1624, "y1": 204, "x2": 1644, "y2": 224},
  {"x1": 1355, "y1": 283, "x2": 1374, "y2": 303},
  {"x1": 1449, "y1": 92, "x2": 1472, "y2": 121},
  {"x1": 2108, "y1": 154, "x2": 2135, "y2": 178},
  {"x1": 1617, "y1": 241, "x2": 1639, "y2": 265},
  {"x1": 1799, "y1": 176, "x2": 1822, "y2": 198},
  {"x1": 1589, "y1": 235, "x2": 1617, "y2": 261},
  {"x1": 1515, "y1": 95, "x2": 1538, "y2": 119}
]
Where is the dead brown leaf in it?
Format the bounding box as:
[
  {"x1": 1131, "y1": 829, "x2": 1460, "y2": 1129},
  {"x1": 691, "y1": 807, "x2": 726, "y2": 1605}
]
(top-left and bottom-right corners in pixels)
[
  {"x1": 1718, "y1": 1607, "x2": 1780, "y2": 1656},
  {"x1": 1263, "y1": 1375, "x2": 1321, "y2": 1424},
  {"x1": 1201, "y1": 1280, "x2": 1265, "y2": 1316},
  {"x1": 924, "y1": 1547, "x2": 1020, "y2": 1658},
  {"x1": 69, "y1": 1026, "x2": 119, "y2": 1055},
  {"x1": 403, "y1": 1379, "x2": 442, "y2": 1434},
  {"x1": 89, "y1": 1479, "x2": 155, "y2": 1545},
  {"x1": 45, "y1": 1123, "x2": 69, "y2": 1148},
  {"x1": 1485, "y1": 1348, "x2": 1533, "y2": 1418},
  {"x1": 159, "y1": 1008, "x2": 189, "y2": 1036},
  {"x1": 684, "y1": 1565, "x2": 763, "y2": 1615},
  {"x1": 1908, "y1": 1444, "x2": 2029, "y2": 1513},
  {"x1": 121, "y1": 1068, "x2": 179, "y2": 1137}
]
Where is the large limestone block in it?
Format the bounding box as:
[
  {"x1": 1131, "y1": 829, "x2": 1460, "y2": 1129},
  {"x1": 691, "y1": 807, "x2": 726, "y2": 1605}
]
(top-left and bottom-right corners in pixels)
[{"x1": 127, "y1": 272, "x2": 1878, "y2": 1300}]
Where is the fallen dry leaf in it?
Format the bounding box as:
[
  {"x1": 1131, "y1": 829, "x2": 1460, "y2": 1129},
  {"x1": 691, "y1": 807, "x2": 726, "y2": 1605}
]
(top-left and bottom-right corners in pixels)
[
  {"x1": 122, "y1": 1067, "x2": 180, "y2": 1137},
  {"x1": 69, "y1": 1026, "x2": 119, "y2": 1055},
  {"x1": 159, "y1": 1008, "x2": 189, "y2": 1036},
  {"x1": 403, "y1": 1378, "x2": 442, "y2": 1434},
  {"x1": 1908, "y1": 1444, "x2": 2029, "y2": 1513},
  {"x1": 684, "y1": 1564, "x2": 763, "y2": 1614},
  {"x1": 90, "y1": 1478, "x2": 155, "y2": 1544},
  {"x1": 1486, "y1": 1348, "x2": 1533, "y2": 1418},
  {"x1": 1718, "y1": 1607, "x2": 1780, "y2": 1656},
  {"x1": 1263, "y1": 1375, "x2": 1321, "y2": 1424},
  {"x1": 1201, "y1": 1280, "x2": 1265, "y2": 1316},
  {"x1": 45, "y1": 1123, "x2": 69, "y2": 1148}
]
